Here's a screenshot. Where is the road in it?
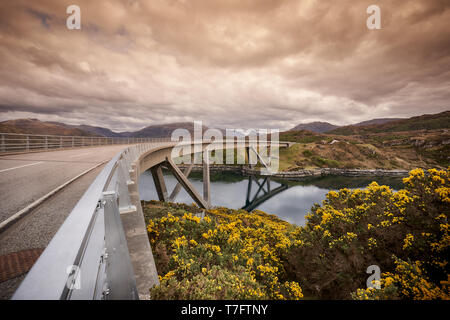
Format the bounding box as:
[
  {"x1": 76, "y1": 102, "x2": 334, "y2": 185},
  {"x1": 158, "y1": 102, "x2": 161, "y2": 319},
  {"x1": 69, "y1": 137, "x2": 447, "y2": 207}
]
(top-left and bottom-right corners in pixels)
[
  {"x1": 0, "y1": 145, "x2": 128, "y2": 299},
  {"x1": 0, "y1": 145, "x2": 126, "y2": 223}
]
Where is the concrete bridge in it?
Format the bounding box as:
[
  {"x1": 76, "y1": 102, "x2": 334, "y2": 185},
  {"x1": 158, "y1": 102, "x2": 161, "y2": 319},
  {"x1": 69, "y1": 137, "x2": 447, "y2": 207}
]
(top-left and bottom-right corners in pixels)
[{"x1": 0, "y1": 133, "x2": 291, "y2": 300}]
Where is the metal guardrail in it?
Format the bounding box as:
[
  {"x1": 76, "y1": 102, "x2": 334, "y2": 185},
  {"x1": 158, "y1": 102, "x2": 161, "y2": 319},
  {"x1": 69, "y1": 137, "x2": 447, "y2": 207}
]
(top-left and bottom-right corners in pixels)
[
  {"x1": 12, "y1": 142, "x2": 166, "y2": 300},
  {"x1": 0, "y1": 132, "x2": 171, "y2": 154}
]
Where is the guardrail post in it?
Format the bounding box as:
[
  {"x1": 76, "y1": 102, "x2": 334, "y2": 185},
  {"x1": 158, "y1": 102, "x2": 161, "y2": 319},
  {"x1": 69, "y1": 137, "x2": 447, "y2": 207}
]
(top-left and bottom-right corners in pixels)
[
  {"x1": 45, "y1": 136, "x2": 48, "y2": 150},
  {"x1": 60, "y1": 137, "x2": 63, "y2": 149},
  {"x1": 26, "y1": 135, "x2": 30, "y2": 151},
  {"x1": 117, "y1": 159, "x2": 136, "y2": 214},
  {"x1": 72, "y1": 137, "x2": 75, "y2": 148},
  {"x1": 1, "y1": 134, "x2": 4, "y2": 152},
  {"x1": 102, "y1": 191, "x2": 139, "y2": 300}
]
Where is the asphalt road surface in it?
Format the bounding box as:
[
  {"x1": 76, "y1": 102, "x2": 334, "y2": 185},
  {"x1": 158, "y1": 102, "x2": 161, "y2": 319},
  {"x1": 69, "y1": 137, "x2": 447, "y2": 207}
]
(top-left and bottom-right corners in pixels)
[{"x1": 0, "y1": 145, "x2": 127, "y2": 224}]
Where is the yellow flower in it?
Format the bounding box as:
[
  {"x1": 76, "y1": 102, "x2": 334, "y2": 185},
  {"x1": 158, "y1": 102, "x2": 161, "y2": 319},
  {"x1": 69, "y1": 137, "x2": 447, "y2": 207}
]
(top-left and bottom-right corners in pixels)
[{"x1": 403, "y1": 233, "x2": 414, "y2": 250}]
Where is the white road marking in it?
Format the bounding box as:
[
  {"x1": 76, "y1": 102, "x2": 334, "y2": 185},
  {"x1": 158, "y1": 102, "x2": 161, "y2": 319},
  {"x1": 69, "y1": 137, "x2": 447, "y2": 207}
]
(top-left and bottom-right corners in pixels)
[
  {"x1": 0, "y1": 162, "x2": 43, "y2": 173},
  {"x1": 0, "y1": 161, "x2": 107, "y2": 232}
]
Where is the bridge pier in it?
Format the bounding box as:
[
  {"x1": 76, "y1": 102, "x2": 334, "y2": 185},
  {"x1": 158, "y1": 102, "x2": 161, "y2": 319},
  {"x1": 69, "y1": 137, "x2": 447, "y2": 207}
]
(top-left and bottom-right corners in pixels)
[
  {"x1": 165, "y1": 157, "x2": 209, "y2": 209},
  {"x1": 203, "y1": 151, "x2": 211, "y2": 208},
  {"x1": 168, "y1": 163, "x2": 193, "y2": 202},
  {"x1": 246, "y1": 147, "x2": 253, "y2": 169},
  {"x1": 150, "y1": 164, "x2": 168, "y2": 202}
]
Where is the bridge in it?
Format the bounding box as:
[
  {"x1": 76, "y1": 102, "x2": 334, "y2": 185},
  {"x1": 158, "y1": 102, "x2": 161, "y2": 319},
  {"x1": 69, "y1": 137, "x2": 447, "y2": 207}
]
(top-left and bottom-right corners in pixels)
[{"x1": 0, "y1": 132, "x2": 291, "y2": 300}]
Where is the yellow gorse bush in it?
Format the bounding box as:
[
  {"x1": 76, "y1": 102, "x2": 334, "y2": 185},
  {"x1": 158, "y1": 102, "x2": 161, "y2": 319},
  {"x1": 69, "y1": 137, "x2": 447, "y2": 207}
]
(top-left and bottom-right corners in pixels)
[
  {"x1": 145, "y1": 167, "x2": 449, "y2": 300},
  {"x1": 286, "y1": 167, "x2": 449, "y2": 299},
  {"x1": 146, "y1": 204, "x2": 302, "y2": 300}
]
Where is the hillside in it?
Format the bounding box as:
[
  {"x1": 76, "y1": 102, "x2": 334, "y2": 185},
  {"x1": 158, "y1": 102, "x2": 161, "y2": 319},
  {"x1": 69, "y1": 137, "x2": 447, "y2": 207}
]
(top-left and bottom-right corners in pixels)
[
  {"x1": 279, "y1": 112, "x2": 450, "y2": 170},
  {"x1": 127, "y1": 122, "x2": 210, "y2": 138},
  {"x1": 1, "y1": 119, "x2": 211, "y2": 138},
  {"x1": 352, "y1": 118, "x2": 403, "y2": 127},
  {"x1": 48, "y1": 122, "x2": 126, "y2": 137},
  {"x1": 54, "y1": 121, "x2": 212, "y2": 138},
  {"x1": 290, "y1": 121, "x2": 338, "y2": 133},
  {"x1": 330, "y1": 111, "x2": 450, "y2": 135},
  {"x1": 0, "y1": 119, "x2": 97, "y2": 136},
  {"x1": 289, "y1": 118, "x2": 402, "y2": 133}
]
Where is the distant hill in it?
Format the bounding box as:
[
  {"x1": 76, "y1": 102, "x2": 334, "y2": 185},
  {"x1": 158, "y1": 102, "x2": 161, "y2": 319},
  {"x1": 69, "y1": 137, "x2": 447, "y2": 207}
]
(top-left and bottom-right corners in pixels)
[
  {"x1": 330, "y1": 111, "x2": 450, "y2": 135},
  {"x1": 3, "y1": 110, "x2": 448, "y2": 139},
  {"x1": 48, "y1": 122, "x2": 126, "y2": 137},
  {"x1": 290, "y1": 118, "x2": 403, "y2": 133},
  {"x1": 290, "y1": 121, "x2": 339, "y2": 133},
  {"x1": 51, "y1": 121, "x2": 212, "y2": 138},
  {"x1": 127, "y1": 122, "x2": 210, "y2": 138},
  {"x1": 352, "y1": 118, "x2": 403, "y2": 127},
  {"x1": 0, "y1": 119, "x2": 97, "y2": 136},
  {"x1": 0, "y1": 118, "x2": 213, "y2": 138}
]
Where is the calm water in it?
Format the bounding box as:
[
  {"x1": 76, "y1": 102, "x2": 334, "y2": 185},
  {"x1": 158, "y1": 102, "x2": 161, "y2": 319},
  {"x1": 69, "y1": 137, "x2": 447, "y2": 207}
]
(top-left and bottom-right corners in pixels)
[{"x1": 139, "y1": 171, "x2": 403, "y2": 226}]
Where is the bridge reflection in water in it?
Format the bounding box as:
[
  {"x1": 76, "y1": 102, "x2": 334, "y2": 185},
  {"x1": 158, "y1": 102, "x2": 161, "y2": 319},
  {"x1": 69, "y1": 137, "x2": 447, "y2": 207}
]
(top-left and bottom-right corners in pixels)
[{"x1": 242, "y1": 176, "x2": 289, "y2": 212}]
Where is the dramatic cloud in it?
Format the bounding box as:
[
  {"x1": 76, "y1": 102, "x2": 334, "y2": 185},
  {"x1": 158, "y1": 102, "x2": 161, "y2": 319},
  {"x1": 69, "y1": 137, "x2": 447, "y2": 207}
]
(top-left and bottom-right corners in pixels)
[{"x1": 0, "y1": 0, "x2": 449, "y2": 131}]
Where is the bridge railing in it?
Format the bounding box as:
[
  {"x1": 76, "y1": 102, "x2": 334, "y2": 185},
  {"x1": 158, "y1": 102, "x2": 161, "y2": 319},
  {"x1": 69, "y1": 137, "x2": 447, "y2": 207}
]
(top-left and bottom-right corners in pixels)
[
  {"x1": 0, "y1": 132, "x2": 172, "y2": 154},
  {"x1": 12, "y1": 142, "x2": 164, "y2": 300}
]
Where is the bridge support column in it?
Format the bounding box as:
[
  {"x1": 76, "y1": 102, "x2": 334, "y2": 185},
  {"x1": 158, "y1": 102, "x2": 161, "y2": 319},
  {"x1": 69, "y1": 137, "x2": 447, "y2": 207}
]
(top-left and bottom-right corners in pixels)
[
  {"x1": 246, "y1": 147, "x2": 253, "y2": 169},
  {"x1": 150, "y1": 164, "x2": 168, "y2": 202},
  {"x1": 203, "y1": 150, "x2": 211, "y2": 208},
  {"x1": 165, "y1": 157, "x2": 209, "y2": 209},
  {"x1": 246, "y1": 175, "x2": 253, "y2": 207},
  {"x1": 168, "y1": 163, "x2": 194, "y2": 202}
]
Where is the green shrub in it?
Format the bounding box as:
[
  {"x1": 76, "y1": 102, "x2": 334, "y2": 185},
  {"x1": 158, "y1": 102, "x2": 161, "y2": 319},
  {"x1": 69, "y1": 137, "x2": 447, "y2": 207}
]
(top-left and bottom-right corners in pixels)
[
  {"x1": 302, "y1": 149, "x2": 314, "y2": 157},
  {"x1": 285, "y1": 168, "x2": 450, "y2": 299}
]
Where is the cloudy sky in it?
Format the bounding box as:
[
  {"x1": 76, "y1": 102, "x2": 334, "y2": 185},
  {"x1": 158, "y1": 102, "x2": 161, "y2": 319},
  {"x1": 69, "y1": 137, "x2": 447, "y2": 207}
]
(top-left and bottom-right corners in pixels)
[{"x1": 0, "y1": 0, "x2": 449, "y2": 132}]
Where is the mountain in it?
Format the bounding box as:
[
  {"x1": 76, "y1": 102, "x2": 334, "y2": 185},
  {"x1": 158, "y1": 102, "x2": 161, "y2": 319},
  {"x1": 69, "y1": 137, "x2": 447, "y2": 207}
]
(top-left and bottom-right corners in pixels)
[
  {"x1": 330, "y1": 111, "x2": 450, "y2": 135},
  {"x1": 290, "y1": 119, "x2": 403, "y2": 133},
  {"x1": 50, "y1": 120, "x2": 213, "y2": 138},
  {"x1": 290, "y1": 122, "x2": 339, "y2": 133},
  {"x1": 48, "y1": 122, "x2": 126, "y2": 137},
  {"x1": 127, "y1": 122, "x2": 210, "y2": 138},
  {"x1": 0, "y1": 119, "x2": 217, "y2": 138},
  {"x1": 0, "y1": 119, "x2": 97, "y2": 136},
  {"x1": 352, "y1": 118, "x2": 404, "y2": 127}
]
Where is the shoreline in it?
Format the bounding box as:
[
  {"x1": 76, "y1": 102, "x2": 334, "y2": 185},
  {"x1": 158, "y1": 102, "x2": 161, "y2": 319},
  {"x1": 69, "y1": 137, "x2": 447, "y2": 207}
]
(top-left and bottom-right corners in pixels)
[{"x1": 176, "y1": 164, "x2": 409, "y2": 180}]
